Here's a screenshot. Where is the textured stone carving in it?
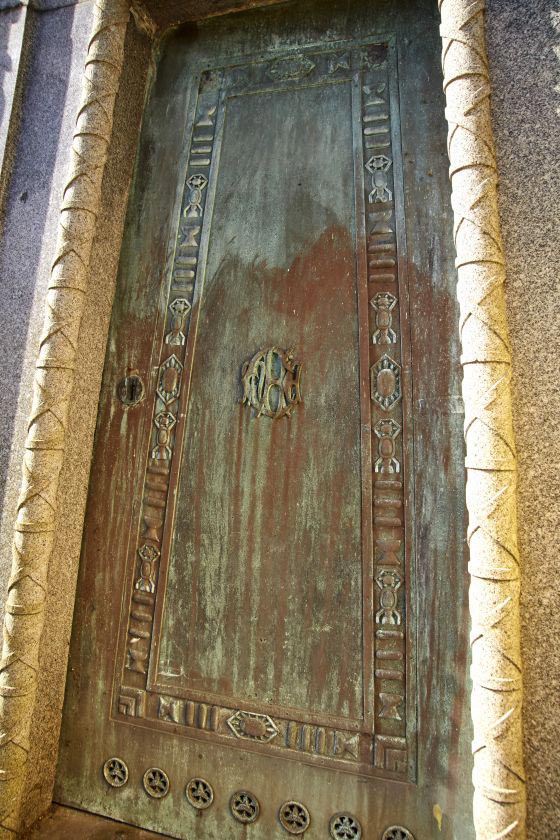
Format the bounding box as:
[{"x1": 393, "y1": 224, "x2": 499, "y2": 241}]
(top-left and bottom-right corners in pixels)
[
  {"x1": 439, "y1": 1, "x2": 526, "y2": 836},
  {"x1": 0, "y1": 1, "x2": 130, "y2": 834},
  {"x1": 328, "y1": 54, "x2": 350, "y2": 74}
]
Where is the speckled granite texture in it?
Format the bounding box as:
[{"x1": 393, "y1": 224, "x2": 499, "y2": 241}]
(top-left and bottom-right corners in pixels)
[
  {"x1": 0, "y1": 1, "x2": 93, "y2": 612},
  {"x1": 486, "y1": 1, "x2": 560, "y2": 836}
]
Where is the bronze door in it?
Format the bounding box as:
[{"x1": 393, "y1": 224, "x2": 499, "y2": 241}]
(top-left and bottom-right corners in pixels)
[{"x1": 56, "y1": 1, "x2": 472, "y2": 837}]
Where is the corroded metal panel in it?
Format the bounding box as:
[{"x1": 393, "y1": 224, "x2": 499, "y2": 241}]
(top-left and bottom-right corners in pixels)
[
  {"x1": 55, "y1": 2, "x2": 472, "y2": 838},
  {"x1": 115, "y1": 38, "x2": 414, "y2": 780}
]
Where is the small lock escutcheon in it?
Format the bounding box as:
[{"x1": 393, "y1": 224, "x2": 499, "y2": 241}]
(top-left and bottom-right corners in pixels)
[{"x1": 117, "y1": 374, "x2": 145, "y2": 407}]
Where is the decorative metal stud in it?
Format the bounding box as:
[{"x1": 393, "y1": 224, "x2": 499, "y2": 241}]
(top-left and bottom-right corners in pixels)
[
  {"x1": 375, "y1": 569, "x2": 402, "y2": 626},
  {"x1": 382, "y1": 827, "x2": 415, "y2": 840},
  {"x1": 102, "y1": 757, "x2": 128, "y2": 788},
  {"x1": 135, "y1": 544, "x2": 160, "y2": 593},
  {"x1": 185, "y1": 777, "x2": 214, "y2": 810},
  {"x1": 374, "y1": 419, "x2": 401, "y2": 474},
  {"x1": 267, "y1": 54, "x2": 316, "y2": 82},
  {"x1": 330, "y1": 812, "x2": 362, "y2": 839},
  {"x1": 366, "y1": 154, "x2": 393, "y2": 203},
  {"x1": 230, "y1": 790, "x2": 260, "y2": 824},
  {"x1": 279, "y1": 801, "x2": 311, "y2": 834},
  {"x1": 227, "y1": 709, "x2": 279, "y2": 743},
  {"x1": 185, "y1": 174, "x2": 208, "y2": 217},
  {"x1": 156, "y1": 354, "x2": 183, "y2": 405},
  {"x1": 166, "y1": 297, "x2": 191, "y2": 346},
  {"x1": 143, "y1": 767, "x2": 170, "y2": 799},
  {"x1": 370, "y1": 292, "x2": 397, "y2": 345},
  {"x1": 370, "y1": 354, "x2": 401, "y2": 411}
]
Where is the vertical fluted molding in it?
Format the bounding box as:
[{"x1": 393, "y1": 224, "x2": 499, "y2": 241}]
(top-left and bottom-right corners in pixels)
[
  {"x1": 0, "y1": 1, "x2": 130, "y2": 834},
  {"x1": 439, "y1": 1, "x2": 526, "y2": 838}
]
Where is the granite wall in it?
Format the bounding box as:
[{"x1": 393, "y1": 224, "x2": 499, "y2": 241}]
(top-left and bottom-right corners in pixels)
[
  {"x1": 0, "y1": 0, "x2": 557, "y2": 836},
  {"x1": 486, "y1": 1, "x2": 560, "y2": 835}
]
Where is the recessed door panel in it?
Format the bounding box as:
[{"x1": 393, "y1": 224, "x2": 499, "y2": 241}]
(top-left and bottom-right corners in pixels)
[
  {"x1": 55, "y1": 2, "x2": 472, "y2": 838},
  {"x1": 156, "y1": 79, "x2": 363, "y2": 721}
]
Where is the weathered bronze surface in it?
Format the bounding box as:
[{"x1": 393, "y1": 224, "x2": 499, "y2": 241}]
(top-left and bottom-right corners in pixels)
[
  {"x1": 27, "y1": 805, "x2": 164, "y2": 839},
  {"x1": 55, "y1": 1, "x2": 472, "y2": 837}
]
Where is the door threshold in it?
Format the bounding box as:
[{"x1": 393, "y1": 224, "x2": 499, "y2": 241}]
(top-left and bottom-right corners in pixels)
[{"x1": 25, "y1": 805, "x2": 170, "y2": 839}]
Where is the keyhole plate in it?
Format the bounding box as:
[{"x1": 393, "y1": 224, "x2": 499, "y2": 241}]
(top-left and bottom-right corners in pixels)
[{"x1": 118, "y1": 375, "x2": 145, "y2": 407}]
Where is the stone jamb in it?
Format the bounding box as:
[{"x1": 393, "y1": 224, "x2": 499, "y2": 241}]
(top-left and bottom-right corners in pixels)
[
  {"x1": 0, "y1": 0, "x2": 526, "y2": 837},
  {"x1": 0, "y1": 0, "x2": 130, "y2": 834},
  {"x1": 440, "y1": 1, "x2": 526, "y2": 836}
]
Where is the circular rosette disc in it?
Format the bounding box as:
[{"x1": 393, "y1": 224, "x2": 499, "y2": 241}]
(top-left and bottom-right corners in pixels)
[
  {"x1": 279, "y1": 800, "x2": 311, "y2": 834},
  {"x1": 102, "y1": 757, "x2": 128, "y2": 788},
  {"x1": 329, "y1": 812, "x2": 362, "y2": 839},
  {"x1": 142, "y1": 767, "x2": 170, "y2": 799},
  {"x1": 185, "y1": 777, "x2": 214, "y2": 810},
  {"x1": 230, "y1": 790, "x2": 260, "y2": 824}
]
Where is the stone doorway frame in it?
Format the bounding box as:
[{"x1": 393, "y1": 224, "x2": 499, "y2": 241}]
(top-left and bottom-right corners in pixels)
[{"x1": 0, "y1": 1, "x2": 525, "y2": 837}]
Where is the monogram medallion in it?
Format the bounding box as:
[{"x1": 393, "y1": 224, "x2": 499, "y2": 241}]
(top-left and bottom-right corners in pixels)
[{"x1": 241, "y1": 346, "x2": 302, "y2": 419}]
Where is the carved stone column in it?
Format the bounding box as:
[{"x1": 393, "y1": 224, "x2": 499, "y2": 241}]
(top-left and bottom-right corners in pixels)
[
  {"x1": 439, "y1": 1, "x2": 526, "y2": 838},
  {"x1": 0, "y1": 1, "x2": 130, "y2": 835}
]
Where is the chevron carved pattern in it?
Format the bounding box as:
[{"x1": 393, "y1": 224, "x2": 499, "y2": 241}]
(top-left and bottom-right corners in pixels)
[
  {"x1": 439, "y1": 2, "x2": 526, "y2": 838},
  {"x1": 0, "y1": 2, "x2": 130, "y2": 835}
]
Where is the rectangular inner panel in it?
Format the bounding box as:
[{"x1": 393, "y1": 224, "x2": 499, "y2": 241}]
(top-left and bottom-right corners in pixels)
[{"x1": 156, "y1": 78, "x2": 365, "y2": 720}]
